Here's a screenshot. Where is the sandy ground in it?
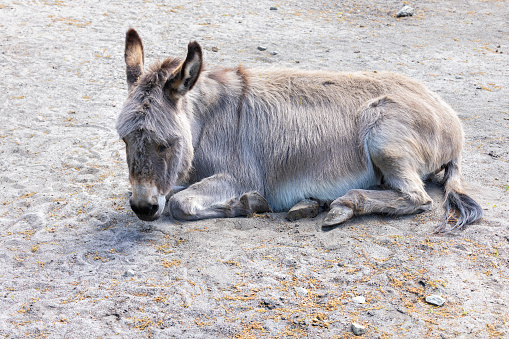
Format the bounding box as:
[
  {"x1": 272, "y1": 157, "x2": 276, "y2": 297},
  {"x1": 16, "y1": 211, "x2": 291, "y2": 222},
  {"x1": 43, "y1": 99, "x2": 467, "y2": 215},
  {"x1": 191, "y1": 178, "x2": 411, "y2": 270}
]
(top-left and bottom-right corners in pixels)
[{"x1": 1, "y1": 0, "x2": 508, "y2": 338}]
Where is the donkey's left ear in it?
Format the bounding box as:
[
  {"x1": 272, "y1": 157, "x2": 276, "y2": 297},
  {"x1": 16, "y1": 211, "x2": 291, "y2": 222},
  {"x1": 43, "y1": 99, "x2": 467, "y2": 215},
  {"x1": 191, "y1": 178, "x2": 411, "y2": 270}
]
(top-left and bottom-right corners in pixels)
[{"x1": 167, "y1": 41, "x2": 203, "y2": 97}]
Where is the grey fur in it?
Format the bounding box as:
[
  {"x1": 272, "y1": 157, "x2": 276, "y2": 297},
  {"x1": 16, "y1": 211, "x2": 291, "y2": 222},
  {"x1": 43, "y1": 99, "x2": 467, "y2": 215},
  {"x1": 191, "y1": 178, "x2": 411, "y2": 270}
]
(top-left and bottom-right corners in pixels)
[{"x1": 117, "y1": 29, "x2": 482, "y2": 231}]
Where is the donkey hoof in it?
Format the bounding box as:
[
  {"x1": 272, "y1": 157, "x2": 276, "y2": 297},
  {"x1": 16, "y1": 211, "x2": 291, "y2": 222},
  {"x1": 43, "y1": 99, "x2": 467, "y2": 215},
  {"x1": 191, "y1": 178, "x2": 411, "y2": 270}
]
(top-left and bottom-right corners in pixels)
[
  {"x1": 322, "y1": 206, "x2": 354, "y2": 227},
  {"x1": 240, "y1": 192, "x2": 272, "y2": 213},
  {"x1": 286, "y1": 199, "x2": 319, "y2": 221}
]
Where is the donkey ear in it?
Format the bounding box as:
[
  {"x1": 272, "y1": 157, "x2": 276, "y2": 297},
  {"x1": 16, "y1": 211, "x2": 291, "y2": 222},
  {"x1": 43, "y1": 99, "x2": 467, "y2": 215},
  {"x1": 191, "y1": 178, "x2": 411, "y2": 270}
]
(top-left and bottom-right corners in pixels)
[
  {"x1": 167, "y1": 41, "x2": 203, "y2": 97},
  {"x1": 125, "y1": 28, "x2": 144, "y2": 89}
]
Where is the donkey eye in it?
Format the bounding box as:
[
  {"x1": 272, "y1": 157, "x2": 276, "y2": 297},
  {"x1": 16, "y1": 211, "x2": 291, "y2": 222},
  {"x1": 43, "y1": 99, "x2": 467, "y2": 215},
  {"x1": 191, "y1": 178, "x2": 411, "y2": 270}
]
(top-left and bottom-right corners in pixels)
[{"x1": 157, "y1": 145, "x2": 167, "y2": 153}]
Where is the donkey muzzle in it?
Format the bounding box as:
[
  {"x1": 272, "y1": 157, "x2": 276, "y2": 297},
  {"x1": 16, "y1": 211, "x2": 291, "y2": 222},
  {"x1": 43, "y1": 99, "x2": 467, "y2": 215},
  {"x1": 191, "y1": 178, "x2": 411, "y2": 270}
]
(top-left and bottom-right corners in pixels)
[{"x1": 130, "y1": 183, "x2": 167, "y2": 221}]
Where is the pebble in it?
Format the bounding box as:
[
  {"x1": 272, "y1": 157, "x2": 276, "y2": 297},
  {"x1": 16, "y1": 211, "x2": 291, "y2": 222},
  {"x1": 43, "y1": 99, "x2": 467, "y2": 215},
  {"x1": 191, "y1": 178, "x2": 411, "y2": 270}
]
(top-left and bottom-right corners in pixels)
[
  {"x1": 123, "y1": 269, "x2": 135, "y2": 278},
  {"x1": 257, "y1": 46, "x2": 267, "y2": 51},
  {"x1": 211, "y1": 46, "x2": 219, "y2": 52},
  {"x1": 396, "y1": 5, "x2": 415, "y2": 17},
  {"x1": 270, "y1": 7, "x2": 278, "y2": 10},
  {"x1": 425, "y1": 295, "x2": 446, "y2": 306},
  {"x1": 294, "y1": 287, "x2": 308, "y2": 296},
  {"x1": 352, "y1": 296, "x2": 366, "y2": 304},
  {"x1": 260, "y1": 298, "x2": 279, "y2": 310},
  {"x1": 351, "y1": 322, "x2": 367, "y2": 336}
]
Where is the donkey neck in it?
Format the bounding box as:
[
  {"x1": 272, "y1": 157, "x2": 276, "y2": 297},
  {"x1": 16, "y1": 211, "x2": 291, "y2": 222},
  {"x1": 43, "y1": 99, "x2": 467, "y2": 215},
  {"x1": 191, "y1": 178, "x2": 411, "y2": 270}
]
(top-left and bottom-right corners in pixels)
[{"x1": 185, "y1": 67, "x2": 247, "y2": 149}]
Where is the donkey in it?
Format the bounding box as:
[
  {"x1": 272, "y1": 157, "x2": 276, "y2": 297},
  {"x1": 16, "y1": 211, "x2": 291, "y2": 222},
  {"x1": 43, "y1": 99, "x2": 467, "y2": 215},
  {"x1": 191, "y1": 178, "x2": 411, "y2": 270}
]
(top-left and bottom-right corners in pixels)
[{"x1": 116, "y1": 28, "x2": 483, "y2": 232}]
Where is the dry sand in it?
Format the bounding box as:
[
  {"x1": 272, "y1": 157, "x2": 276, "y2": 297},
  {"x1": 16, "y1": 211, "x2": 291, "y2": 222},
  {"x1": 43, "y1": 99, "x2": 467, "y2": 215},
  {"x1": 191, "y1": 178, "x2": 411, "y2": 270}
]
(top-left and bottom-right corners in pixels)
[{"x1": 1, "y1": 0, "x2": 508, "y2": 338}]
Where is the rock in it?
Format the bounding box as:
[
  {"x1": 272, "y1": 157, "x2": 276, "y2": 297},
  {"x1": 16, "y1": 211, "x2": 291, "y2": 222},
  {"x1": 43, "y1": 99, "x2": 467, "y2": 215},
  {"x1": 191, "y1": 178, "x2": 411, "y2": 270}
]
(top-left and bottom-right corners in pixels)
[
  {"x1": 351, "y1": 322, "x2": 367, "y2": 336},
  {"x1": 396, "y1": 5, "x2": 414, "y2": 17},
  {"x1": 271, "y1": 51, "x2": 278, "y2": 56},
  {"x1": 352, "y1": 296, "x2": 366, "y2": 304},
  {"x1": 123, "y1": 269, "x2": 135, "y2": 278},
  {"x1": 286, "y1": 199, "x2": 319, "y2": 221},
  {"x1": 294, "y1": 287, "x2": 308, "y2": 296},
  {"x1": 270, "y1": 7, "x2": 278, "y2": 11},
  {"x1": 292, "y1": 316, "x2": 309, "y2": 326},
  {"x1": 257, "y1": 46, "x2": 267, "y2": 51},
  {"x1": 260, "y1": 298, "x2": 279, "y2": 310},
  {"x1": 425, "y1": 295, "x2": 446, "y2": 306},
  {"x1": 211, "y1": 46, "x2": 219, "y2": 52}
]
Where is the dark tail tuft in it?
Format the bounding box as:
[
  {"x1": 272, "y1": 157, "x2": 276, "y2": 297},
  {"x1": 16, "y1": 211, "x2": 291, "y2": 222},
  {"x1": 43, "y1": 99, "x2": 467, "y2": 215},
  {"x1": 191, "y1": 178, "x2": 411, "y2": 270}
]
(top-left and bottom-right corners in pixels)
[
  {"x1": 434, "y1": 159, "x2": 483, "y2": 233},
  {"x1": 434, "y1": 191, "x2": 483, "y2": 233}
]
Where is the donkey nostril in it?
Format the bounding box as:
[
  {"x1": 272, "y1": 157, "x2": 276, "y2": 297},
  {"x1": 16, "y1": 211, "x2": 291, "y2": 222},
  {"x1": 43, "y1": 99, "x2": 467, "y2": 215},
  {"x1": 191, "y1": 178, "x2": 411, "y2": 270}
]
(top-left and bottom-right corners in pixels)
[
  {"x1": 130, "y1": 200, "x2": 159, "y2": 216},
  {"x1": 148, "y1": 203, "x2": 159, "y2": 215}
]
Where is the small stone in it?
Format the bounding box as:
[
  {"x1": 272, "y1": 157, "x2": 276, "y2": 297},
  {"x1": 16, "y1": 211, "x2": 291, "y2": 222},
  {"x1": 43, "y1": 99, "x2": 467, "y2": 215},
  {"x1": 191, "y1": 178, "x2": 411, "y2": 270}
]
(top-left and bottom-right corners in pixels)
[
  {"x1": 352, "y1": 296, "x2": 366, "y2": 304},
  {"x1": 270, "y1": 7, "x2": 278, "y2": 10},
  {"x1": 211, "y1": 46, "x2": 219, "y2": 52},
  {"x1": 351, "y1": 322, "x2": 367, "y2": 336},
  {"x1": 257, "y1": 46, "x2": 267, "y2": 51},
  {"x1": 396, "y1": 5, "x2": 415, "y2": 17},
  {"x1": 294, "y1": 287, "x2": 308, "y2": 296},
  {"x1": 260, "y1": 298, "x2": 279, "y2": 310},
  {"x1": 425, "y1": 295, "x2": 446, "y2": 306},
  {"x1": 123, "y1": 269, "x2": 135, "y2": 278},
  {"x1": 286, "y1": 199, "x2": 319, "y2": 221},
  {"x1": 270, "y1": 51, "x2": 278, "y2": 55}
]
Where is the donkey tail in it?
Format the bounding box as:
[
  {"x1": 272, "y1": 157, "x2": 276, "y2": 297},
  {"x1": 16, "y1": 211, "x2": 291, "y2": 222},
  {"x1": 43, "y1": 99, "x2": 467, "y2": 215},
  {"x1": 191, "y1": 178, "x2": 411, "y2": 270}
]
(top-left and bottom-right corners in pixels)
[{"x1": 434, "y1": 159, "x2": 483, "y2": 233}]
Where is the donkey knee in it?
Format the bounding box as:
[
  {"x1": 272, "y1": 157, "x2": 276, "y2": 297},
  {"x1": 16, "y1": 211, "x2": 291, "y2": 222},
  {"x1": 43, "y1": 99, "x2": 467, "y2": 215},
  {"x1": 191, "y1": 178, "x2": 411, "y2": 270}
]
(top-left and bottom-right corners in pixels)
[{"x1": 168, "y1": 196, "x2": 198, "y2": 220}]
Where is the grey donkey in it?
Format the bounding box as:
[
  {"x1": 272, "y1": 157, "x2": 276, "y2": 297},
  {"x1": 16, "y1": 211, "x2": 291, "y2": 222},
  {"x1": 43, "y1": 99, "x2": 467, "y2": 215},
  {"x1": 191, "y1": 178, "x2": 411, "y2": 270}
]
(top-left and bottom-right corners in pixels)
[{"x1": 116, "y1": 28, "x2": 482, "y2": 233}]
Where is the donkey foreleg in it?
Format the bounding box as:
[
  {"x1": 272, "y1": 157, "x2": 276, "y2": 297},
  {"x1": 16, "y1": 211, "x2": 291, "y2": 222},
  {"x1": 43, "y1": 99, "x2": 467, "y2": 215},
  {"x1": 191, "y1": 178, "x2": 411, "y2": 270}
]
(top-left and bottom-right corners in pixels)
[
  {"x1": 322, "y1": 188, "x2": 432, "y2": 227},
  {"x1": 168, "y1": 174, "x2": 270, "y2": 221}
]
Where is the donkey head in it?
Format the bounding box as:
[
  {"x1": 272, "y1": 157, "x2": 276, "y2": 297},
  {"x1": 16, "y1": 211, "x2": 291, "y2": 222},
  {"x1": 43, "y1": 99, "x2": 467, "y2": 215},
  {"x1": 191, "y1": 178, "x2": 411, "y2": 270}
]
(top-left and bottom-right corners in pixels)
[{"x1": 116, "y1": 29, "x2": 202, "y2": 221}]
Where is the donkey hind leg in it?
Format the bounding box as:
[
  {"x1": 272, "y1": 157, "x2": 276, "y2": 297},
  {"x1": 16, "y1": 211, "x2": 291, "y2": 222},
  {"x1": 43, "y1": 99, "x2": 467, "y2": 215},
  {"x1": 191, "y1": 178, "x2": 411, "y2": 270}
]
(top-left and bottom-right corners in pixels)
[
  {"x1": 322, "y1": 185, "x2": 432, "y2": 227},
  {"x1": 323, "y1": 96, "x2": 434, "y2": 227},
  {"x1": 168, "y1": 174, "x2": 271, "y2": 221}
]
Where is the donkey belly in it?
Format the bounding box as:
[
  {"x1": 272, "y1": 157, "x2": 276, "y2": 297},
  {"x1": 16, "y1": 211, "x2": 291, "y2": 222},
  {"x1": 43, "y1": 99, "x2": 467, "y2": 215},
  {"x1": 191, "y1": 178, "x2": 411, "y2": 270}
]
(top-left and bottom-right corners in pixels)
[{"x1": 266, "y1": 168, "x2": 378, "y2": 212}]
